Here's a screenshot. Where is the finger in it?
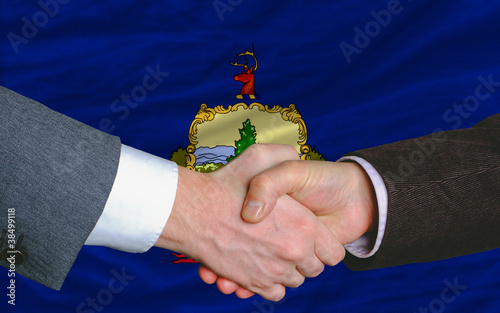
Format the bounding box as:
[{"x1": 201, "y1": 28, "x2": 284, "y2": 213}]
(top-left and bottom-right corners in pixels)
[
  {"x1": 314, "y1": 222, "x2": 346, "y2": 267},
  {"x1": 198, "y1": 265, "x2": 218, "y2": 284},
  {"x1": 282, "y1": 270, "x2": 306, "y2": 288},
  {"x1": 296, "y1": 257, "x2": 325, "y2": 278},
  {"x1": 260, "y1": 284, "x2": 286, "y2": 302},
  {"x1": 242, "y1": 160, "x2": 306, "y2": 223},
  {"x1": 200, "y1": 266, "x2": 250, "y2": 297},
  {"x1": 216, "y1": 277, "x2": 240, "y2": 295},
  {"x1": 235, "y1": 287, "x2": 256, "y2": 299}
]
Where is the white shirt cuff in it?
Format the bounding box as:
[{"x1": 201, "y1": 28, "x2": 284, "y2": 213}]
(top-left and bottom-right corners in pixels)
[
  {"x1": 339, "y1": 156, "x2": 388, "y2": 258},
  {"x1": 85, "y1": 144, "x2": 178, "y2": 253}
]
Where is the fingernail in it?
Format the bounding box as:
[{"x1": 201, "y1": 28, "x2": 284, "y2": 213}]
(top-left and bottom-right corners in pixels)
[{"x1": 243, "y1": 200, "x2": 263, "y2": 219}]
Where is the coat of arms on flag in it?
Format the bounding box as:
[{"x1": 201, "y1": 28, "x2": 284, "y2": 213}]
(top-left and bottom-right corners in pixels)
[
  {"x1": 169, "y1": 102, "x2": 325, "y2": 172},
  {"x1": 169, "y1": 46, "x2": 325, "y2": 263}
]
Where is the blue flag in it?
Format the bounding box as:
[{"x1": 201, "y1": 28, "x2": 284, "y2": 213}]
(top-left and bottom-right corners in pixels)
[{"x1": 1, "y1": 1, "x2": 500, "y2": 312}]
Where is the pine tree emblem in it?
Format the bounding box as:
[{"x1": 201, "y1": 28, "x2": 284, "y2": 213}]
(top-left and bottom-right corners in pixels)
[{"x1": 227, "y1": 119, "x2": 256, "y2": 162}]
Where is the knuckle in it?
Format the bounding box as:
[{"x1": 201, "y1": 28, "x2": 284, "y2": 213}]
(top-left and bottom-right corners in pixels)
[
  {"x1": 251, "y1": 173, "x2": 273, "y2": 190},
  {"x1": 268, "y1": 263, "x2": 287, "y2": 278},
  {"x1": 250, "y1": 279, "x2": 269, "y2": 292},
  {"x1": 237, "y1": 145, "x2": 255, "y2": 162},
  {"x1": 337, "y1": 247, "x2": 347, "y2": 264},
  {"x1": 329, "y1": 247, "x2": 346, "y2": 266},
  {"x1": 315, "y1": 240, "x2": 346, "y2": 266},
  {"x1": 288, "y1": 275, "x2": 305, "y2": 288},
  {"x1": 302, "y1": 219, "x2": 318, "y2": 236},
  {"x1": 309, "y1": 263, "x2": 325, "y2": 277},
  {"x1": 282, "y1": 145, "x2": 300, "y2": 160},
  {"x1": 245, "y1": 143, "x2": 267, "y2": 161},
  {"x1": 283, "y1": 243, "x2": 306, "y2": 261},
  {"x1": 297, "y1": 255, "x2": 324, "y2": 278},
  {"x1": 302, "y1": 256, "x2": 324, "y2": 277},
  {"x1": 267, "y1": 287, "x2": 286, "y2": 302},
  {"x1": 294, "y1": 220, "x2": 318, "y2": 243}
]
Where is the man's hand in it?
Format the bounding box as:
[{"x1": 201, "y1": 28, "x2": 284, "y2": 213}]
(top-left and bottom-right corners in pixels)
[
  {"x1": 199, "y1": 159, "x2": 377, "y2": 297},
  {"x1": 154, "y1": 145, "x2": 345, "y2": 301},
  {"x1": 242, "y1": 160, "x2": 377, "y2": 244}
]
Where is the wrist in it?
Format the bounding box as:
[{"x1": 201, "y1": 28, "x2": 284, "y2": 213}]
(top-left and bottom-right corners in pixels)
[
  {"x1": 348, "y1": 162, "x2": 378, "y2": 234},
  {"x1": 154, "y1": 166, "x2": 211, "y2": 257}
]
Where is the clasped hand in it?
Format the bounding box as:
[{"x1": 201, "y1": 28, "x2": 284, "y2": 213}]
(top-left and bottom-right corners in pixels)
[{"x1": 155, "y1": 144, "x2": 376, "y2": 301}]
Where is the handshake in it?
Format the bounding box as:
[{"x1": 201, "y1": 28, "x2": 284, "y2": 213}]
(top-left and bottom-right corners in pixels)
[{"x1": 155, "y1": 144, "x2": 377, "y2": 301}]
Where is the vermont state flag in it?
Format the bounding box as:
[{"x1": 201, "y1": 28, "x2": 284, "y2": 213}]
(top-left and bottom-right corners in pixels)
[{"x1": 1, "y1": 1, "x2": 500, "y2": 312}]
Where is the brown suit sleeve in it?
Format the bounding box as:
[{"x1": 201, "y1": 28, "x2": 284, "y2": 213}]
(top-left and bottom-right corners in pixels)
[{"x1": 343, "y1": 114, "x2": 500, "y2": 270}]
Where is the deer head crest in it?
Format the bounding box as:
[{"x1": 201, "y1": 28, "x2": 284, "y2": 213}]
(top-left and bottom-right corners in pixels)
[
  {"x1": 229, "y1": 44, "x2": 260, "y2": 99},
  {"x1": 229, "y1": 44, "x2": 258, "y2": 71}
]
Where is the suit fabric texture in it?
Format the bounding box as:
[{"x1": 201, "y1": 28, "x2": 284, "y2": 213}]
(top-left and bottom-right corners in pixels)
[
  {"x1": 0, "y1": 87, "x2": 121, "y2": 290},
  {"x1": 344, "y1": 114, "x2": 500, "y2": 270}
]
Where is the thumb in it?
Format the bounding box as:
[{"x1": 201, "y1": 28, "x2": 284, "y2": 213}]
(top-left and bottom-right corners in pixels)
[{"x1": 242, "y1": 160, "x2": 306, "y2": 223}]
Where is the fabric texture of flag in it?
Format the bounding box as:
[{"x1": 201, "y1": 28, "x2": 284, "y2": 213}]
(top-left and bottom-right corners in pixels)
[{"x1": 1, "y1": 1, "x2": 500, "y2": 312}]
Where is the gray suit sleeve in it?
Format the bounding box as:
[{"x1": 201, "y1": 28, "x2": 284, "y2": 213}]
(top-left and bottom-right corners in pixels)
[{"x1": 0, "y1": 87, "x2": 121, "y2": 290}]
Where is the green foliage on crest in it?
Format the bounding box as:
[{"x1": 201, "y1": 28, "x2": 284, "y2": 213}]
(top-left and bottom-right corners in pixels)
[{"x1": 227, "y1": 119, "x2": 256, "y2": 162}]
